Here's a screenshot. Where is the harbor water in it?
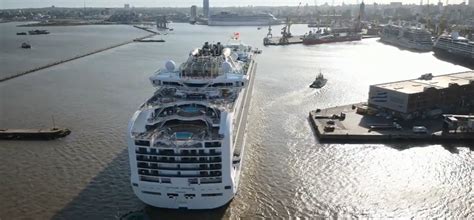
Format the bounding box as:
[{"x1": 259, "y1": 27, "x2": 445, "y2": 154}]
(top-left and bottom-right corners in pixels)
[{"x1": 0, "y1": 23, "x2": 472, "y2": 219}]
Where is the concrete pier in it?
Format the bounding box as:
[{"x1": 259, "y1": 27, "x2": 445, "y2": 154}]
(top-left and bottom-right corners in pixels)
[
  {"x1": 264, "y1": 36, "x2": 304, "y2": 46},
  {"x1": 309, "y1": 103, "x2": 474, "y2": 143},
  {"x1": 132, "y1": 25, "x2": 159, "y2": 34},
  {"x1": 264, "y1": 35, "x2": 378, "y2": 46}
]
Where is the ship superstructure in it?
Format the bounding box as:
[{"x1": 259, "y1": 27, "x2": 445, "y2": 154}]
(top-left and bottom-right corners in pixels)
[
  {"x1": 127, "y1": 42, "x2": 257, "y2": 209},
  {"x1": 380, "y1": 24, "x2": 433, "y2": 51},
  {"x1": 208, "y1": 12, "x2": 278, "y2": 26}
]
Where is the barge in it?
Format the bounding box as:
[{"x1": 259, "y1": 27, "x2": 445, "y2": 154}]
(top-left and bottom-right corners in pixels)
[{"x1": 0, "y1": 128, "x2": 71, "y2": 140}]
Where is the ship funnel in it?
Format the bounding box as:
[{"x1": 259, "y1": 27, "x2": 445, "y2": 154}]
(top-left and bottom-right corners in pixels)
[
  {"x1": 222, "y1": 48, "x2": 231, "y2": 57},
  {"x1": 191, "y1": 48, "x2": 200, "y2": 56},
  {"x1": 165, "y1": 60, "x2": 176, "y2": 71},
  {"x1": 451, "y1": 32, "x2": 459, "y2": 40},
  {"x1": 221, "y1": 61, "x2": 232, "y2": 73}
]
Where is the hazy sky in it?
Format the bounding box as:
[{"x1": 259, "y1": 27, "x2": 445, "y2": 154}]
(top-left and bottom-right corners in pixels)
[{"x1": 0, "y1": 0, "x2": 467, "y2": 9}]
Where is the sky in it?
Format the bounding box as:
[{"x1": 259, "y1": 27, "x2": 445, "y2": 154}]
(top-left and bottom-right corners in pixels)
[{"x1": 0, "y1": 0, "x2": 467, "y2": 9}]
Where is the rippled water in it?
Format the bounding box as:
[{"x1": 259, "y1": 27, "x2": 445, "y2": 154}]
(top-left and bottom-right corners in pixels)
[{"x1": 0, "y1": 23, "x2": 472, "y2": 219}]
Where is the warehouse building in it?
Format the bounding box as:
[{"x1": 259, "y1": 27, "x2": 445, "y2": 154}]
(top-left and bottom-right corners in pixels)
[{"x1": 368, "y1": 71, "x2": 474, "y2": 119}]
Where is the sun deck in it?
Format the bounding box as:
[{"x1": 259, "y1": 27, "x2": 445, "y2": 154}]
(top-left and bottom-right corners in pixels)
[
  {"x1": 134, "y1": 120, "x2": 223, "y2": 143},
  {"x1": 142, "y1": 86, "x2": 240, "y2": 110}
]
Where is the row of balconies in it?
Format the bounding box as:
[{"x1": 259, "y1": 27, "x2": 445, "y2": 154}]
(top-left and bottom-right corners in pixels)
[
  {"x1": 137, "y1": 162, "x2": 222, "y2": 170},
  {"x1": 135, "y1": 140, "x2": 222, "y2": 148},
  {"x1": 138, "y1": 169, "x2": 222, "y2": 178},
  {"x1": 136, "y1": 147, "x2": 221, "y2": 156},
  {"x1": 136, "y1": 155, "x2": 222, "y2": 163}
]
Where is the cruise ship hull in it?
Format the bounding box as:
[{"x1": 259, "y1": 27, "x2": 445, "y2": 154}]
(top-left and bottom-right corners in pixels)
[
  {"x1": 380, "y1": 36, "x2": 433, "y2": 52},
  {"x1": 433, "y1": 47, "x2": 474, "y2": 68},
  {"x1": 127, "y1": 54, "x2": 257, "y2": 210}
]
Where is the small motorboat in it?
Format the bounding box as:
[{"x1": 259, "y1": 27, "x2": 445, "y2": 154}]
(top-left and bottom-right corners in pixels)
[
  {"x1": 17, "y1": 32, "x2": 27, "y2": 35},
  {"x1": 310, "y1": 71, "x2": 327, "y2": 88},
  {"x1": 21, "y1": 42, "x2": 31, "y2": 49}
]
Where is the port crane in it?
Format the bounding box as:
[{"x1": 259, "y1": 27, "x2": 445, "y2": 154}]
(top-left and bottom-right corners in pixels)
[{"x1": 279, "y1": 2, "x2": 302, "y2": 44}]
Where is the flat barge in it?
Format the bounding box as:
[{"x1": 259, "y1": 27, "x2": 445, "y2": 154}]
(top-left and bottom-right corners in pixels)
[
  {"x1": 0, "y1": 128, "x2": 71, "y2": 140},
  {"x1": 309, "y1": 104, "x2": 474, "y2": 144}
]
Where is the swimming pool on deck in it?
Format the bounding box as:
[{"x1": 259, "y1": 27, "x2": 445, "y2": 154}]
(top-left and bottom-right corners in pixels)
[{"x1": 175, "y1": 132, "x2": 194, "y2": 140}]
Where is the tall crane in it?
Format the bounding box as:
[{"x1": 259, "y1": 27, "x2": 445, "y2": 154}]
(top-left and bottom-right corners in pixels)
[{"x1": 280, "y1": 2, "x2": 302, "y2": 44}]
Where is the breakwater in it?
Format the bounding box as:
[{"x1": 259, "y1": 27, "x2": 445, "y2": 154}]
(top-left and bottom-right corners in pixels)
[
  {"x1": 0, "y1": 33, "x2": 156, "y2": 82},
  {"x1": 132, "y1": 25, "x2": 159, "y2": 34}
]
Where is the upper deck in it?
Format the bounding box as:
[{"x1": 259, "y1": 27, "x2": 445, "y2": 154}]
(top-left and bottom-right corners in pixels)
[{"x1": 143, "y1": 42, "x2": 255, "y2": 111}]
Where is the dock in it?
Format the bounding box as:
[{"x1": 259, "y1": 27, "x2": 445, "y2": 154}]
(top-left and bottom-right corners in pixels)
[
  {"x1": 308, "y1": 103, "x2": 474, "y2": 143},
  {"x1": 133, "y1": 39, "x2": 165, "y2": 43},
  {"x1": 264, "y1": 35, "x2": 378, "y2": 46},
  {"x1": 264, "y1": 36, "x2": 304, "y2": 46},
  {"x1": 132, "y1": 25, "x2": 159, "y2": 34}
]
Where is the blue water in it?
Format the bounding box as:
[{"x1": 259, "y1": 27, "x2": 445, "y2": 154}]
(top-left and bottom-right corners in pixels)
[
  {"x1": 175, "y1": 132, "x2": 193, "y2": 140},
  {"x1": 181, "y1": 106, "x2": 200, "y2": 113}
]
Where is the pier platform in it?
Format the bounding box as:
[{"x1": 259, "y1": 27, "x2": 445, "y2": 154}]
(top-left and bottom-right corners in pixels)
[
  {"x1": 264, "y1": 36, "x2": 304, "y2": 46},
  {"x1": 309, "y1": 103, "x2": 474, "y2": 144},
  {"x1": 264, "y1": 35, "x2": 378, "y2": 46}
]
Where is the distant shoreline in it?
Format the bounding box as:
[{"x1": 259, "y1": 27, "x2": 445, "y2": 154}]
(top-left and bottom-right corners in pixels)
[
  {"x1": 13, "y1": 20, "x2": 191, "y2": 27},
  {"x1": 16, "y1": 20, "x2": 123, "y2": 27}
]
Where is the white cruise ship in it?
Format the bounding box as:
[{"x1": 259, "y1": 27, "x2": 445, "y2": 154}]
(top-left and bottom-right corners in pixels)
[
  {"x1": 380, "y1": 24, "x2": 433, "y2": 51},
  {"x1": 434, "y1": 32, "x2": 474, "y2": 64},
  {"x1": 127, "y1": 41, "x2": 257, "y2": 209},
  {"x1": 208, "y1": 12, "x2": 279, "y2": 26}
]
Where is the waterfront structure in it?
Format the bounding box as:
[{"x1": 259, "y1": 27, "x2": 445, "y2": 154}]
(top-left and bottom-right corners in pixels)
[
  {"x1": 359, "y1": 1, "x2": 366, "y2": 21},
  {"x1": 190, "y1": 5, "x2": 197, "y2": 23},
  {"x1": 208, "y1": 12, "x2": 278, "y2": 26},
  {"x1": 127, "y1": 42, "x2": 257, "y2": 209},
  {"x1": 203, "y1": 0, "x2": 209, "y2": 18},
  {"x1": 434, "y1": 32, "x2": 474, "y2": 64},
  {"x1": 380, "y1": 24, "x2": 433, "y2": 51},
  {"x1": 368, "y1": 71, "x2": 474, "y2": 118}
]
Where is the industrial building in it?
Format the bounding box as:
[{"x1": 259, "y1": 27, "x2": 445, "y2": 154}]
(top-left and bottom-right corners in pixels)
[{"x1": 368, "y1": 71, "x2": 474, "y2": 118}]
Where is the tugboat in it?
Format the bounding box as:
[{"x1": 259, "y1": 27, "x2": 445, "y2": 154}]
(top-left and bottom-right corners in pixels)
[
  {"x1": 309, "y1": 71, "x2": 327, "y2": 88},
  {"x1": 21, "y1": 42, "x2": 31, "y2": 49},
  {"x1": 28, "y1": 29, "x2": 50, "y2": 35}
]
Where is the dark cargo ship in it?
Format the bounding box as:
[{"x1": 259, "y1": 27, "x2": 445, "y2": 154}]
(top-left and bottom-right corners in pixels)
[{"x1": 303, "y1": 29, "x2": 361, "y2": 45}]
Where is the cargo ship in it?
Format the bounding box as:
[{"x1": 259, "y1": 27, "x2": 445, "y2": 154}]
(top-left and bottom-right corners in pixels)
[{"x1": 303, "y1": 29, "x2": 362, "y2": 45}]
